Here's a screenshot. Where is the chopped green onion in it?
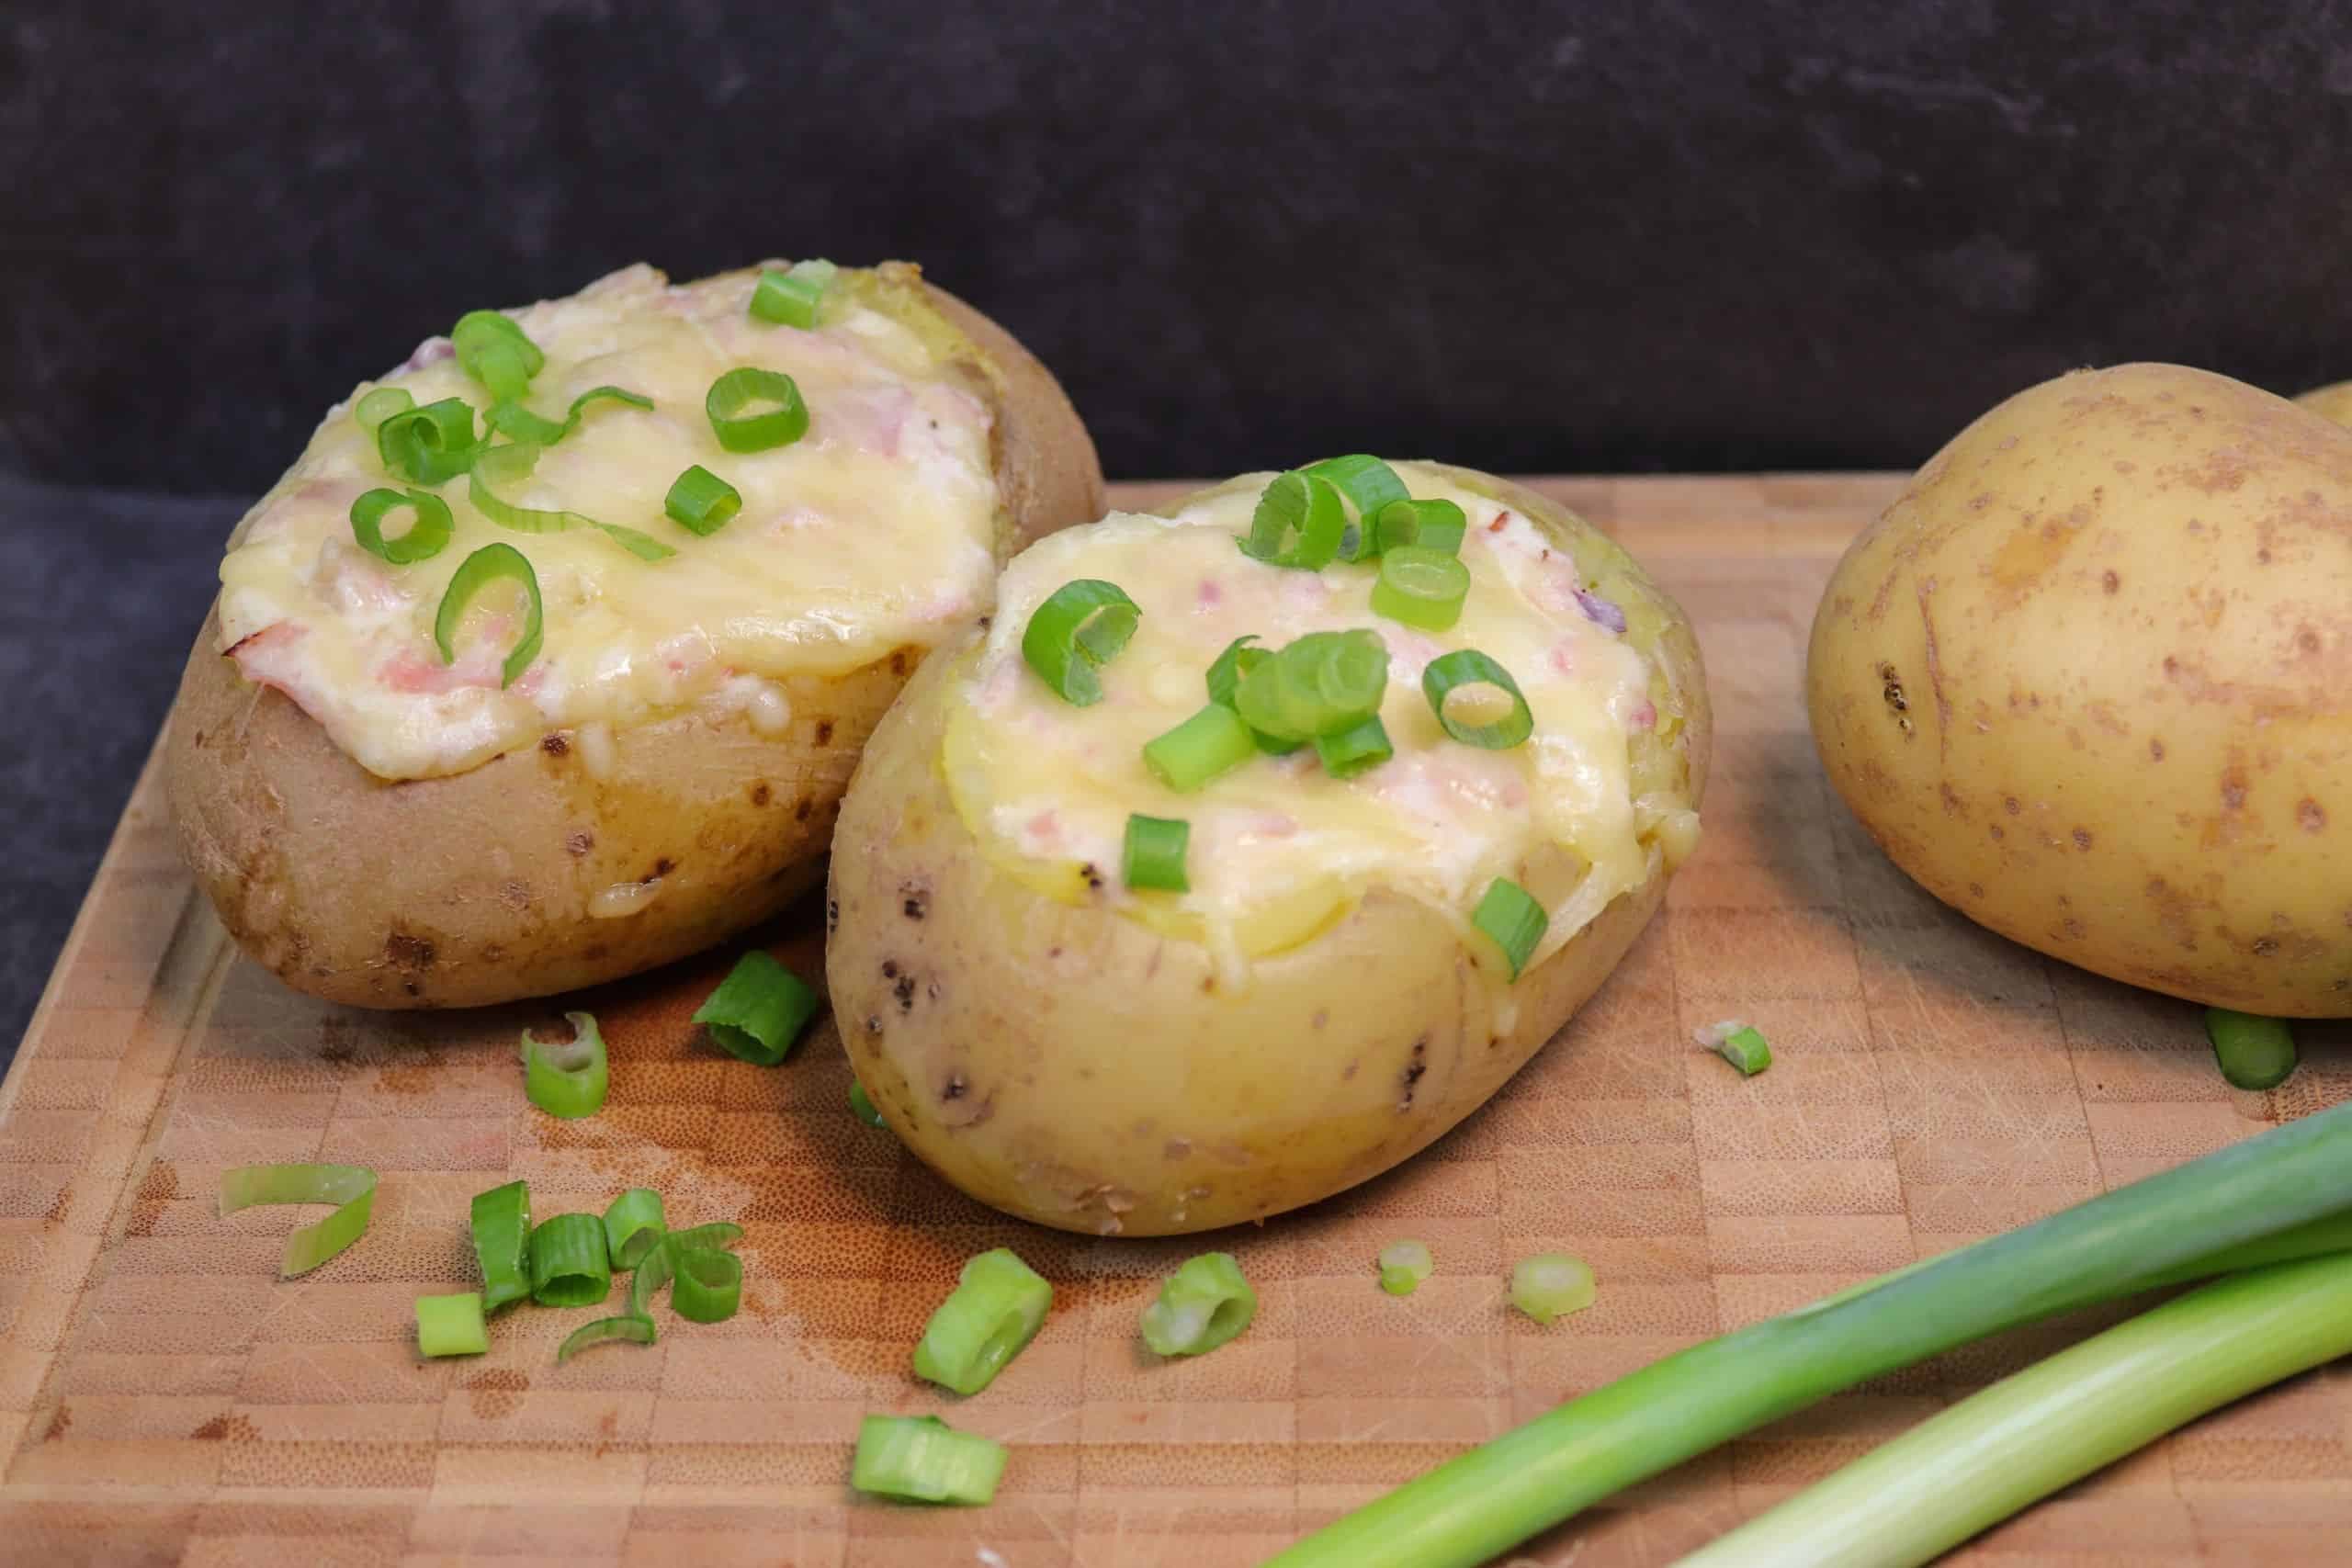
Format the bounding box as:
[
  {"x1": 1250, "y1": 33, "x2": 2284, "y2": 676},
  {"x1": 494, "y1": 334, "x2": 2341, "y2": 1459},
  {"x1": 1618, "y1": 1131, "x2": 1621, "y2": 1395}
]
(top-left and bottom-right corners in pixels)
[
  {"x1": 1122, "y1": 813, "x2": 1191, "y2": 893},
  {"x1": 1702, "y1": 1021, "x2": 1772, "y2": 1077},
  {"x1": 1374, "y1": 498, "x2": 1468, "y2": 557},
  {"x1": 1473, "y1": 877, "x2": 1547, "y2": 979},
  {"x1": 557, "y1": 1313, "x2": 657, "y2": 1363},
  {"x1": 1205, "y1": 635, "x2": 1265, "y2": 708},
  {"x1": 1235, "y1": 629, "x2": 1391, "y2": 742},
  {"x1": 348, "y1": 487, "x2": 454, "y2": 565},
  {"x1": 1142, "y1": 704, "x2": 1256, "y2": 793},
  {"x1": 913, "y1": 1248, "x2": 1054, "y2": 1395},
  {"x1": 627, "y1": 1233, "x2": 674, "y2": 1319},
  {"x1": 1510, "y1": 1253, "x2": 1596, "y2": 1325},
  {"x1": 750, "y1": 259, "x2": 837, "y2": 328},
  {"x1": 1378, "y1": 1240, "x2": 1434, "y2": 1297},
  {"x1": 1021, "y1": 579, "x2": 1140, "y2": 705},
  {"x1": 1681, "y1": 1253, "x2": 2352, "y2": 1568},
  {"x1": 1422, "y1": 649, "x2": 1533, "y2": 750},
  {"x1": 353, "y1": 386, "x2": 414, "y2": 434},
  {"x1": 667, "y1": 1221, "x2": 745, "y2": 1255},
  {"x1": 1314, "y1": 713, "x2": 1393, "y2": 779},
  {"x1": 452, "y1": 310, "x2": 545, "y2": 401},
  {"x1": 1263, "y1": 1097, "x2": 2352, "y2": 1568},
  {"x1": 434, "y1": 542, "x2": 543, "y2": 688},
  {"x1": 1372, "y1": 546, "x2": 1471, "y2": 631},
  {"x1": 469, "y1": 1179, "x2": 533, "y2": 1313},
  {"x1": 705, "y1": 367, "x2": 809, "y2": 453},
  {"x1": 692, "y1": 951, "x2": 822, "y2": 1066},
  {"x1": 1139, "y1": 1252, "x2": 1257, "y2": 1358},
  {"x1": 849, "y1": 1080, "x2": 887, "y2": 1127},
  {"x1": 590, "y1": 521, "x2": 678, "y2": 561},
  {"x1": 415, "y1": 1292, "x2": 489, "y2": 1358},
  {"x1": 469, "y1": 441, "x2": 676, "y2": 560},
  {"x1": 528, "y1": 1213, "x2": 613, "y2": 1308},
  {"x1": 1305, "y1": 455, "x2": 1411, "y2": 561},
  {"x1": 520, "y1": 1011, "x2": 608, "y2": 1119},
  {"x1": 672, "y1": 1246, "x2": 743, "y2": 1324},
  {"x1": 485, "y1": 384, "x2": 653, "y2": 446},
  {"x1": 2206, "y1": 1008, "x2": 2296, "y2": 1089},
  {"x1": 1238, "y1": 469, "x2": 1348, "y2": 570},
  {"x1": 377, "y1": 396, "x2": 482, "y2": 485},
  {"x1": 603, "y1": 1189, "x2": 667, "y2": 1270},
  {"x1": 852, "y1": 1414, "x2": 1007, "y2": 1506},
  {"x1": 218, "y1": 1163, "x2": 379, "y2": 1278},
  {"x1": 664, "y1": 465, "x2": 741, "y2": 535}
]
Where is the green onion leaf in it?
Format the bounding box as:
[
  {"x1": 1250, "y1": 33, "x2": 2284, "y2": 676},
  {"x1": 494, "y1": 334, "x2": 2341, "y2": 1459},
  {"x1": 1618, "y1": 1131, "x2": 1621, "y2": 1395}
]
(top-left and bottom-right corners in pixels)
[
  {"x1": 672, "y1": 1246, "x2": 743, "y2": 1324},
  {"x1": 528, "y1": 1213, "x2": 613, "y2": 1308},
  {"x1": 485, "y1": 385, "x2": 654, "y2": 446},
  {"x1": 520, "y1": 1011, "x2": 608, "y2": 1119},
  {"x1": 473, "y1": 441, "x2": 672, "y2": 561},
  {"x1": 750, "y1": 259, "x2": 838, "y2": 328},
  {"x1": 1205, "y1": 635, "x2": 1265, "y2": 708},
  {"x1": 705, "y1": 367, "x2": 809, "y2": 453},
  {"x1": 378, "y1": 397, "x2": 482, "y2": 485},
  {"x1": 557, "y1": 1313, "x2": 658, "y2": 1363},
  {"x1": 349, "y1": 487, "x2": 454, "y2": 565},
  {"x1": 452, "y1": 310, "x2": 545, "y2": 401},
  {"x1": 415, "y1": 1292, "x2": 490, "y2": 1358},
  {"x1": 1235, "y1": 629, "x2": 1391, "y2": 743},
  {"x1": 1123, "y1": 813, "x2": 1191, "y2": 893},
  {"x1": 1305, "y1": 455, "x2": 1410, "y2": 561},
  {"x1": 667, "y1": 1221, "x2": 745, "y2": 1255},
  {"x1": 353, "y1": 386, "x2": 415, "y2": 435},
  {"x1": 852, "y1": 1415, "x2": 1008, "y2": 1506},
  {"x1": 1472, "y1": 878, "x2": 1547, "y2": 979},
  {"x1": 1705, "y1": 1022, "x2": 1772, "y2": 1077},
  {"x1": 1021, "y1": 579, "x2": 1141, "y2": 705},
  {"x1": 469, "y1": 1179, "x2": 533, "y2": 1313},
  {"x1": 218, "y1": 1163, "x2": 379, "y2": 1278},
  {"x1": 603, "y1": 1188, "x2": 667, "y2": 1270},
  {"x1": 2205, "y1": 1008, "x2": 2297, "y2": 1089},
  {"x1": 1510, "y1": 1253, "x2": 1596, "y2": 1325},
  {"x1": 435, "y1": 543, "x2": 543, "y2": 687},
  {"x1": 1238, "y1": 469, "x2": 1348, "y2": 570},
  {"x1": 913, "y1": 1247, "x2": 1054, "y2": 1395},
  {"x1": 627, "y1": 1233, "x2": 674, "y2": 1319},
  {"x1": 1142, "y1": 704, "x2": 1256, "y2": 793},
  {"x1": 692, "y1": 951, "x2": 822, "y2": 1066},
  {"x1": 1421, "y1": 649, "x2": 1533, "y2": 750},
  {"x1": 1379, "y1": 1240, "x2": 1435, "y2": 1297},
  {"x1": 590, "y1": 521, "x2": 678, "y2": 561},
  {"x1": 1373, "y1": 498, "x2": 1468, "y2": 558},
  {"x1": 1140, "y1": 1252, "x2": 1258, "y2": 1358},
  {"x1": 1372, "y1": 546, "x2": 1471, "y2": 631},
  {"x1": 664, "y1": 465, "x2": 742, "y2": 535},
  {"x1": 1314, "y1": 713, "x2": 1394, "y2": 779},
  {"x1": 849, "y1": 1080, "x2": 887, "y2": 1128}
]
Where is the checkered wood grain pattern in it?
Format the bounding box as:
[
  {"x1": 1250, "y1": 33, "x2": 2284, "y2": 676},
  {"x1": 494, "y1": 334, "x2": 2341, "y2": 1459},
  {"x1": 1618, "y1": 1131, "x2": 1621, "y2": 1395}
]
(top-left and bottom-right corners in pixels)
[{"x1": 3, "y1": 475, "x2": 2346, "y2": 1567}]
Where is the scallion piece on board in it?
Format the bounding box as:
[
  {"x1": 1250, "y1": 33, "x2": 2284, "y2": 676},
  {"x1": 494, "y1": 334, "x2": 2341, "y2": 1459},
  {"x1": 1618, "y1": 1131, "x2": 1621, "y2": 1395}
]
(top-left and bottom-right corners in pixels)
[
  {"x1": 1696, "y1": 1020, "x2": 1772, "y2": 1077},
  {"x1": 603, "y1": 1188, "x2": 667, "y2": 1270},
  {"x1": 705, "y1": 367, "x2": 809, "y2": 452},
  {"x1": 1305, "y1": 454, "x2": 1410, "y2": 561},
  {"x1": 434, "y1": 542, "x2": 543, "y2": 688},
  {"x1": 1378, "y1": 1240, "x2": 1435, "y2": 1296},
  {"x1": 1021, "y1": 579, "x2": 1140, "y2": 705},
  {"x1": 750, "y1": 258, "x2": 838, "y2": 327},
  {"x1": 528, "y1": 1213, "x2": 612, "y2": 1308},
  {"x1": 1421, "y1": 649, "x2": 1533, "y2": 750},
  {"x1": 557, "y1": 1313, "x2": 658, "y2": 1363},
  {"x1": 1140, "y1": 1252, "x2": 1257, "y2": 1358},
  {"x1": 520, "y1": 1011, "x2": 608, "y2": 1119},
  {"x1": 469, "y1": 1179, "x2": 533, "y2": 1312},
  {"x1": 1510, "y1": 1254, "x2": 1596, "y2": 1325},
  {"x1": 349, "y1": 487, "x2": 454, "y2": 565},
  {"x1": 1472, "y1": 878, "x2": 1546, "y2": 979},
  {"x1": 626, "y1": 1234, "x2": 674, "y2": 1319},
  {"x1": 1122, "y1": 813, "x2": 1191, "y2": 893},
  {"x1": 2205, "y1": 1008, "x2": 2296, "y2": 1089},
  {"x1": 667, "y1": 1221, "x2": 745, "y2": 1256},
  {"x1": 1372, "y1": 546, "x2": 1471, "y2": 631},
  {"x1": 218, "y1": 1163, "x2": 378, "y2": 1278},
  {"x1": 852, "y1": 1415, "x2": 1007, "y2": 1505},
  {"x1": 664, "y1": 464, "x2": 742, "y2": 535},
  {"x1": 692, "y1": 952, "x2": 822, "y2": 1066},
  {"x1": 1142, "y1": 704, "x2": 1256, "y2": 793},
  {"x1": 912, "y1": 1247, "x2": 1054, "y2": 1395},
  {"x1": 1373, "y1": 498, "x2": 1468, "y2": 557},
  {"x1": 415, "y1": 1292, "x2": 490, "y2": 1358},
  {"x1": 849, "y1": 1080, "x2": 887, "y2": 1127},
  {"x1": 671, "y1": 1245, "x2": 743, "y2": 1324},
  {"x1": 1238, "y1": 469, "x2": 1347, "y2": 570}
]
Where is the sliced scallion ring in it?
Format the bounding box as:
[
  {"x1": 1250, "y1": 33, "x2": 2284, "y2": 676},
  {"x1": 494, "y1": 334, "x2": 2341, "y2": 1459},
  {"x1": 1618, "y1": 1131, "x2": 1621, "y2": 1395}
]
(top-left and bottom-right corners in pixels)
[
  {"x1": 852, "y1": 1415, "x2": 1008, "y2": 1506},
  {"x1": 1373, "y1": 497, "x2": 1468, "y2": 557},
  {"x1": 528, "y1": 1212, "x2": 613, "y2": 1308},
  {"x1": 520, "y1": 1010, "x2": 608, "y2": 1119},
  {"x1": 469, "y1": 443, "x2": 673, "y2": 560},
  {"x1": 415, "y1": 1292, "x2": 490, "y2": 1357},
  {"x1": 377, "y1": 396, "x2": 481, "y2": 484},
  {"x1": 557, "y1": 1313, "x2": 658, "y2": 1362},
  {"x1": 1305, "y1": 454, "x2": 1410, "y2": 561},
  {"x1": 349, "y1": 487, "x2": 454, "y2": 565},
  {"x1": 353, "y1": 385, "x2": 415, "y2": 435},
  {"x1": 1378, "y1": 1239, "x2": 1435, "y2": 1296},
  {"x1": 469, "y1": 1179, "x2": 533, "y2": 1313},
  {"x1": 693, "y1": 951, "x2": 822, "y2": 1066},
  {"x1": 1713, "y1": 1024, "x2": 1773, "y2": 1077},
  {"x1": 668, "y1": 1221, "x2": 746, "y2": 1256},
  {"x1": 1122, "y1": 813, "x2": 1191, "y2": 893},
  {"x1": 1372, "y1": 546, "x2": 1471, "y2": 631},
  {"x1": 913, "y1": 1248, "x2": 1054, "y2": 1395},
  {"x1": 1314, "y1": 713, "x2": 1394, "y2": 779},
  {"x1": 1510, "y1": 1252, "x2": 1597, "y2": 1325},
  {"x1": 1238, "y1": 469, "x2": 1347, "y2": 570},
  {"x1": 1235, "y1": 629, "x2": 1390, "y2": 743},
  {"x1": 1142, "y1": 704, "x2": 1256, "y2": 793},
  {"x1": 603, "y1": 1188, "x2": 667, "y2": 1270},
  {"x1": 1139, "y1": 1251, "x2": 1258, "y2": 1358},
  {"x1": 664, "y1": 464, "x2": 742, "y2": 535},
  {"x1": 1474, "y1": 876, "x2": 1547, "y2": 979},
  {"x1": 219, "y1": 1163, "x2": 379, "y2": 1278},
  {"x1": 452, "y1": 309, "x2": 545, "y2": 401},
  {"x1": 484, "y1": 384, "x2": 653, "y2": 446},
  {"x1": 750, "y1": 258, "x2": 838, "y2": 328},
  {"x1": 672, "y1": 1246, "x2": 743, "y2": 1324},
  {"x1": 627, "y1": 1233, "x2": 674, "y2": 1318},
  {"x1": 1021, "y1": 579, "x2": 1140, "y2": 705},
  {"x1": 1422, "y1": 649, "x2": 1533, "y2": 750},
  {"x1": 705, "y1": 367, "x2": 809, "y2": 453},
  {"x1": 849, "y1": 1080, "x2": 887, "y2": 1128}
]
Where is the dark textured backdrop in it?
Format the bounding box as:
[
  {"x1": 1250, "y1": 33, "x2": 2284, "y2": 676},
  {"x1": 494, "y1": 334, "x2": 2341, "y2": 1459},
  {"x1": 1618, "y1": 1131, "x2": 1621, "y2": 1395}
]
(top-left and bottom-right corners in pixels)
[{"x1": 6, "y1": 0, "x2": 2352, "y2": 1049}]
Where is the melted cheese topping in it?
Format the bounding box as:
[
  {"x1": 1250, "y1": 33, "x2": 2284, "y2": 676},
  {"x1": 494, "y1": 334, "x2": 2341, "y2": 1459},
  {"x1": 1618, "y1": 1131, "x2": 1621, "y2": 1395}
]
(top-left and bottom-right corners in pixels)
[
  {"x1": 216, "y1": 263, "x2": 1000, "y2": 779},
  {"x1": 944, "y1": 465, "x2": 1663, "y2": 974}
]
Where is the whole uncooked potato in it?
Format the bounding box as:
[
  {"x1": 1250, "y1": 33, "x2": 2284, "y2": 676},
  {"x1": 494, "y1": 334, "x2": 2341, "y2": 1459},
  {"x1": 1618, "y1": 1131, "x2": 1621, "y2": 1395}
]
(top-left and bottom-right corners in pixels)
[
  {"x1": 2297, "y1": 379, "x2": 2352, "y2": 428},
  {"x1": 1809, "y1": 363, "x2": 2352, "y2": 1016}
]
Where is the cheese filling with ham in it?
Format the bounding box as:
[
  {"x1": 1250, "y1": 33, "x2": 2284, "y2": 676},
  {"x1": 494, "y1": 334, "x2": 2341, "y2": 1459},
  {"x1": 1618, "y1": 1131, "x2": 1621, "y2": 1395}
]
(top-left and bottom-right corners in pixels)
[
  {"x1": 215, "y1": 263, "x2": 1001, "y2": 780},
  {"x1": 944, "y1": 464, "x2": 1688, "y2": 973}
]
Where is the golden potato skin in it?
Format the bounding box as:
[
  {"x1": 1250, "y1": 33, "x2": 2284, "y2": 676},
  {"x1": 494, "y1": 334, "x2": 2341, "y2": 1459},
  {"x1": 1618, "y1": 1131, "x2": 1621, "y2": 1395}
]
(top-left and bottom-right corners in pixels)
[
  {"x1": 827, "y1": 472, "x2": 1708, "y2": 1235},
  {"x1": 1808, "y1": 363, "x2": 2352, "y2": 1016},
  {"x1": 167, "y1": 267, "x2": 1102, "y2": 1009},
  {"x1": 2296, "y1": 379, "x2": 2352, "y2": 430}
]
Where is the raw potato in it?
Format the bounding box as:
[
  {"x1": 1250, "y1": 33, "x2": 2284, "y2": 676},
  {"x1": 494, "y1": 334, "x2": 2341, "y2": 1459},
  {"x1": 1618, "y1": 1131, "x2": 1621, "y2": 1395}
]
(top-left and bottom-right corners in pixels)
[
  {"x1": 826, "y1": 469, "x2": 1709, "y2": 1235},
  {"x1": 1809, "y1": 363, "x2": 2352, "y2": 1017},
  {"x1": 2297, "y1": 379, "x2": 2352, "y2": 429},
  {"x1": 168, "y1": 265, "x2": 1102, "y2": 1009}
]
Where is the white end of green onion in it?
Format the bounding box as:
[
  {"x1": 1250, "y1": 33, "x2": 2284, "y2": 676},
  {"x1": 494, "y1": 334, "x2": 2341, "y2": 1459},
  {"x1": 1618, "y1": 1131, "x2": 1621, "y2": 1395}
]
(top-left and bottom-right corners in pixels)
[
  {"x1": 1695, "y1": 1019, "x2": 1771, "y2": 1076},
  {"x1": 1510, "y1": 1253, "x2": 1596, "y2": 1325},
  {"x1": 1378, "y1": 1240, "x2": 1435, "y2": 1296}
]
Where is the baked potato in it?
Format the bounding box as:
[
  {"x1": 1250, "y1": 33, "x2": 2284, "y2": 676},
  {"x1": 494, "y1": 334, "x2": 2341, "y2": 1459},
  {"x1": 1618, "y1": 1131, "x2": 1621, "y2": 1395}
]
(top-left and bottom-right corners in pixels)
[
  {"x1": 169, "y1": 261, "x2": 1102, "y2": 1008},
  {"x1": 1808, "y1": 363, "x2": 2352, "y2": 1016},
  {"x1": 827, "y1": 460, "x2": 1709, "y2": 1235}
]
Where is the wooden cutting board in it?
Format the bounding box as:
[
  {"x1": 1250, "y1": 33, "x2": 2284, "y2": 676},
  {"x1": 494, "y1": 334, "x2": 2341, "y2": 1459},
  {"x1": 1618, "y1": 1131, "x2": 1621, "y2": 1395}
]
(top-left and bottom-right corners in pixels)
[{"x1": 6, "y1": 475, "x2": 2347, "y2": 1568}]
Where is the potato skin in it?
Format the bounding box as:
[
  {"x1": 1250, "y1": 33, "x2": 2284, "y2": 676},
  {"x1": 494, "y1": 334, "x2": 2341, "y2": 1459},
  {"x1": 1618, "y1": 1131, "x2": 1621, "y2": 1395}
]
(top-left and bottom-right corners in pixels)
[
  {"x1": 2296, "y1": 379, "x2": 2352, "y2": 430},
  {"x1": 1808, "y1": 363, "x2": 2352, "y2": 1016},
  {"x1": 167, "y1": 267, "x2": 1102, "y2": 1009},
  {"x1": 826, "y1": 472, "x2": 1708, "y2": 1235}
]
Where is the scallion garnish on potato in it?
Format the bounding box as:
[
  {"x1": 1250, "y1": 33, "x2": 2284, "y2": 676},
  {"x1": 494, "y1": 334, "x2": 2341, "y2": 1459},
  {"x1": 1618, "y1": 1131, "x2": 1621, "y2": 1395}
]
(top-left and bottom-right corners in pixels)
[
  {"x1": 348, "y1": 487, "x2": 453, "y2": 565},
  {"x1": 434, "y1": 542, "x2": 544, "y2": 688},
  {"x1": 1421, "y1": 649, "x2": 1532, "y2": 750},
  {"x1": 1471, "y1": 878, "x2": 1547, "y2": 979},
  {"x1": 705, "y1": 366, "x2": 810, "y2": 453},
  {"x1": 750, "y1": 259, "x2": 837, "y2": 328},
  {"x1": 1122, "y1": 813, "x2": 1191, "y2": 892},
  {"x1": 1021, "y1": 578, "x2": 1140, "y2": 705},
  {"x1": 1141, "y1": 704, "x2": 1255, "y2": 793},
  {"x1": 1238, "y1": 468, "x2": 1347, "y2": 570}
]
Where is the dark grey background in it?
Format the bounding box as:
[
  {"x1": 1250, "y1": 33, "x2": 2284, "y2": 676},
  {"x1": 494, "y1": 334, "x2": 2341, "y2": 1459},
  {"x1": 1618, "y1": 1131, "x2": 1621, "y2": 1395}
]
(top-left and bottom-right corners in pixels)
[{"x1": 6, "y1": 0, "x2": 2352, "y2": 1053}]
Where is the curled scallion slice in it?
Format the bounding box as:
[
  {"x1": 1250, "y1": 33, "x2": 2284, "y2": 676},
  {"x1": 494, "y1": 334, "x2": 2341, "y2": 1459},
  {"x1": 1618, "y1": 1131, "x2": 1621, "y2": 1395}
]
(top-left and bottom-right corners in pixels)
[
  {"x1": 219, "y1": 1163, "x2": 379, "y2": 1278},
  {"x1": 1140, "y1": 1251, "x2": 1257, "y2": 1358},
  {"x1": 705, "y1": 367, "x2": 809, "y2": 453},
  {"x1": 1239, "y1": 469, "x2": 1347, "y2": 570},
  {"x1": 913, "y1": 1248, "x2": 1054, "y2": 1395},
  {"x1": 1510, "y1": 1253, "x2": 1597, "y2": 1325},
  {"x1": 1378, "y1": 1240, "x2": 1435, "y2": 1296},
  {"x1": 520, "y1": 1010, "x2": 608, "y2": 1119},
  {"x1": 349, "y1": 487, "x2": 454, "y2": 565},
  {"x1": 1372, "y1": 546, "x2": 1471, "y2": 632},
  {"x1": 1421, "y1": 649, "x2": 1533, "y2": 750},
  {"x1": 557, "y1": 1313, "x2": 657, "y2": 1362},
  {"x1": 750, "y1": 259, "x2": 837, "y2": 328},
  {"x1": 1304, "y1": 454, "x2": 1409, "y2": 561},
  {"x1": 378, "y1": 396, "x2": 482, "y2": 484},
  {"x1": 603, "y1": 1188, "x2": 667, "y2": 1269},
  {"x1": 469, "y1": 1179, "x2": 533, "y2": 1312},
  {"x1": 1022, "y1": 579, "x2": 1140, "y2": 705},
  {"x1": 852, "y1": 1415, "x2": 1007, "y2": 1505},
  {"x1": 672, "y1": 1245, "x2": 743, "y2": 1324},
  {"x1": 434, "y1": 542, "x2": 543, "y2": 688},
  {"x1": 416, "y1": 1292, "x2": 489, "y2": 1357},
  {"x1": 528, "y1": 1213, "x2": 612, "y2": 1308},
  {"x1": 452, "y1": 309, "x2": 544, "y2": 400},
  {"x1": 693, "y1": 952, "x2": 822, "y2": 1066},
  {"x1": 1473, "y1": 877, "x2": 1547, "y2": 980}
]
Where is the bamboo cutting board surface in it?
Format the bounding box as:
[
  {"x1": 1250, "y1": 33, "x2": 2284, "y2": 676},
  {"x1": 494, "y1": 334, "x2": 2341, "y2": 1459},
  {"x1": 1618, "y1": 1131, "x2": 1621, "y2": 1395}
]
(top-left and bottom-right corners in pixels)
[{"x1": 6, "y1": 474, "x2": 2350, "y2": 1568}]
